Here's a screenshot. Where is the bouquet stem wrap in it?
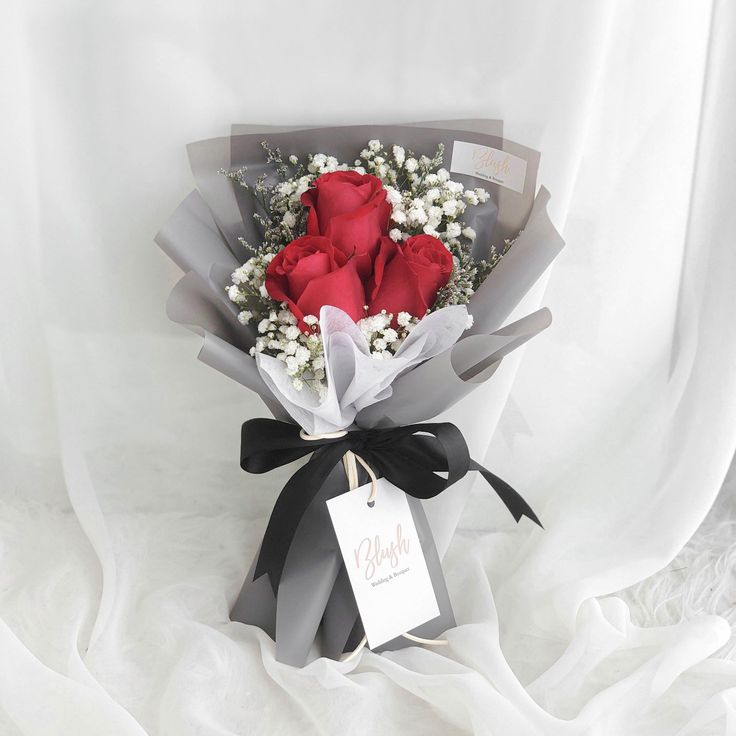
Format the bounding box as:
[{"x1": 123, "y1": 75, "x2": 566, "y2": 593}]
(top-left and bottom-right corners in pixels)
[{"x1": 231, "y1": 419, "x2": 540, "y2": 665}]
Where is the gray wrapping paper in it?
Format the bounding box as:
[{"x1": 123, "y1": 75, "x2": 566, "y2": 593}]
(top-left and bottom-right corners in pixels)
[
  {"x1": 230, "y1": 465, "x2": 454, "y2": 666},
  {"x1": 221, "y1": 122, "x2": 538, "y2": 252},
  {"x1": 356, "y1": 307, "x2": 553, "y2": 428},
  {"x1": 155, "y1": 189, "x2": 240, "y2": 277},
  {"x1": 155, "y1": 121, "x2": 564, "y2": 665}
]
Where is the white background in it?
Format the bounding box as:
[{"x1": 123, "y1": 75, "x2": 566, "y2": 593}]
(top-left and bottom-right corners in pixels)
[{"x1": 2, "y1": 1, "x2": 736, "y2": 734}]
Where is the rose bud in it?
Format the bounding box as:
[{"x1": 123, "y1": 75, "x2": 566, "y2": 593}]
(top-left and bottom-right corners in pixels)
[
  {"x1": 368, "y1": 234, "x2": 453, "y2": 319},
  {"x1": 301, "y1": 171, "x2": 391, "y2": 278},
  {"x1": 265, "y1": 235, "x2": 366, "y2": 330}
]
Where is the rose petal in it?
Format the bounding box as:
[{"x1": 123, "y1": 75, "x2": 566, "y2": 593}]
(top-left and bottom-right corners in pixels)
[{"x1": 297, "y1": 261, "x2": 366, "y2": 325}]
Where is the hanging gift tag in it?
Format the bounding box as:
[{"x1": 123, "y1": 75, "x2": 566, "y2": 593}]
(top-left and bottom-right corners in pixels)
[{"x1": 327, "y1": 478, "x2": 440, "y2": 649}]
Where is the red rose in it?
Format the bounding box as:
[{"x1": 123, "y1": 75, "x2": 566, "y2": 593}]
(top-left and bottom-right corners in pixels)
[
  {"x1": 301, "y1": 171, "x2": 390, "y2": 277},
  {"x1": 265, "y1": 235, "x2": 366, "y2": 329},
  {"x1": 368, "y1": 234, "x2": 453, "y2": 318}
]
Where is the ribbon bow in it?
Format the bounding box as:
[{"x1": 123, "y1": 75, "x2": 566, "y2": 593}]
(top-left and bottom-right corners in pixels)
[{"x1": 242, "y1": 418, "x2": 542, "y2": 594}]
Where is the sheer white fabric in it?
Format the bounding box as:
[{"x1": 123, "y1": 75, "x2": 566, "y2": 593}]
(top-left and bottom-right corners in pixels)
[{"x1": 2, "y1": 0, "x2": 736, "y2": 733}]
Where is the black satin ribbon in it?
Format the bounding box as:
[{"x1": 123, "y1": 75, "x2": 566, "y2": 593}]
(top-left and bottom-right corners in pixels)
[{"x1": 241, "y1": 418, "x2": 542, "y2": 594}]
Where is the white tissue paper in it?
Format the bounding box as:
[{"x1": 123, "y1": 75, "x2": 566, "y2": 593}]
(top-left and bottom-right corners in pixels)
[{"x1": 256, "y1": 305, "x2": 470, "y2": 434}]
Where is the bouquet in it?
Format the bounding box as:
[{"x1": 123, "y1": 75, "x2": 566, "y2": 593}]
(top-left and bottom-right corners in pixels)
[{"x1": 156, "y1": 121, "x2": 564, "y2": 666}]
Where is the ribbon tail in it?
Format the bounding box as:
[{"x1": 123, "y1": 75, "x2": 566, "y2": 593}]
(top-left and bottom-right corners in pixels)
[
  {"x1": 254, "y1": 442, "x2": 348, "y2": 594},
  {"x1": 470, "y1": 460, "x2": 543, "y2": 528}
]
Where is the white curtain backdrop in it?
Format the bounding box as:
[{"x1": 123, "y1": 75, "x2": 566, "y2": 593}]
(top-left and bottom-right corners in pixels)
[{"x1": 2, "y1": 0, "x2": 736, "y2": 734}]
